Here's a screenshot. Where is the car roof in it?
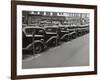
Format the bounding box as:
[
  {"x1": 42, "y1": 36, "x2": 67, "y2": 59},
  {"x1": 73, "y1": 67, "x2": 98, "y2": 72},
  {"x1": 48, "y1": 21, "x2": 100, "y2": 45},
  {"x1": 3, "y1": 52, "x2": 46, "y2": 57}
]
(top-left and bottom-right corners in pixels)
[
  {"x1": 23, "y1": 26, "x2": 44, "y2": 29},
  {"x1": 45, "y1": 26, "x2": 58, "y2": 28},
  {"x1": 78, "y1": 24, "x2": 89, "y2": 27},
  {"x1": 22, "y1": 26, "x2": 44, "y2": 33}
]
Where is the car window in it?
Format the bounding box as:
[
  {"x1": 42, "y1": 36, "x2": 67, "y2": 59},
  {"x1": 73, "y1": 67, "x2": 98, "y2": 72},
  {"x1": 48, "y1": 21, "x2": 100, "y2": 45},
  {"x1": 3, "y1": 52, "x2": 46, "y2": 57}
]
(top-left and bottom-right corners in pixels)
[
  {"x1": 25, "y1": 28, "x2": 35, "y2": 35},
  {"x1": 45, "y1": 28, "x2": 57, "y2": 33},
  {"x1": 36, "y1": 29, "x2": 44, "y2": 35}
]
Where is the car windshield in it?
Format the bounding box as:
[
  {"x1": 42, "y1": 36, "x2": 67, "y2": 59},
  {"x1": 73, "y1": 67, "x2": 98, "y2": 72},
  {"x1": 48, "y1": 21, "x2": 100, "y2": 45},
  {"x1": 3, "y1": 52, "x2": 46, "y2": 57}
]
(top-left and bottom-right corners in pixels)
[
  {"x1": 24, "y1": 28, "x2": 44, "y2": 35},
  {"x1": 45, "y1": 28, "x2": 57, "y2": 33}
]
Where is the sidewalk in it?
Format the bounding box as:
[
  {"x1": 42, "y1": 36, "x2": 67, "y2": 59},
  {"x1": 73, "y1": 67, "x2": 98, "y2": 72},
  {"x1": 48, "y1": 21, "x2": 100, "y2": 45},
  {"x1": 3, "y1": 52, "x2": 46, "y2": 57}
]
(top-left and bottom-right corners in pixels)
[{"x1": 22, "y1": 34, "x2": 89, "y2": 69}]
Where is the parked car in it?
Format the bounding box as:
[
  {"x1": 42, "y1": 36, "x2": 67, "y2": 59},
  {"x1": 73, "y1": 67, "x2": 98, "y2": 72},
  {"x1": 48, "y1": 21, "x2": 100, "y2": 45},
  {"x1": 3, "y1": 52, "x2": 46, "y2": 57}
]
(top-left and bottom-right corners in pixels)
[
  {"x1": 67, "y1": 26, "x2": 77, "y2": 40},
  {"x1": 76, "y1": 28, "x2": 83, "y2": 36},
  {"x1": 22, "y1": 26, "x2": 45, "y2": 54},
  {"x1": 59, "y1": 26, "x2": 69, "y2": 41},
  {"x1": 45, "y1": 25, "x2": 69, "y2": 44},
  {"x1": 45, "y1": 26, "x2": 59, "y2": 46},
  {"x1": 22, "y1": 26, "x2": 58, "y2": 54},
  {"x1": 81, "y1": 25, "x2": 89, "y2": 34},
  {"x1": 76, "y1": 24, "x2": 89, "y2": 36}
]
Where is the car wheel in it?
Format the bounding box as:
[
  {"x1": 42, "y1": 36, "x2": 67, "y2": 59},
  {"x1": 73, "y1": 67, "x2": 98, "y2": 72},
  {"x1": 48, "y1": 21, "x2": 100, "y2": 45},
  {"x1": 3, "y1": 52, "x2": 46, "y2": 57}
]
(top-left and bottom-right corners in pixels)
[
  {"x1": 78, "y1": 32, "x2": 81, "y2": 36},
  {"x1": 68, "y1": 35, "x2": 72, "y2": 40},
  {"x1": 64, "y1": 36, "x2": 69, "y2": 41},
  {"x1": 34, "y1": 43, "x2": 43, "y2": 54},
  {"x1": 52, "y1": 39, "x2": 57, "y2": 46}
]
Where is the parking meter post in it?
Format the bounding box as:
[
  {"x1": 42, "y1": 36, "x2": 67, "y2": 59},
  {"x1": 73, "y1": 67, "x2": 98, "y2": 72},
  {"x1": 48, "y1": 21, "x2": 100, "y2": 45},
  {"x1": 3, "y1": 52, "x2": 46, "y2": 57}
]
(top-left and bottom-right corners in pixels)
[
  {"x1": 32, "y1": 30, "x2": 35, "y2": 56},
  {"x1": 57, "y1": 27, "x2": 60, "y2": 46},
  {"x1": 56, "y1": 33, "x2": 58, "y2": 47},
  {"x1": 56, "y1": 29, "x2": 58, "y2": 47}
]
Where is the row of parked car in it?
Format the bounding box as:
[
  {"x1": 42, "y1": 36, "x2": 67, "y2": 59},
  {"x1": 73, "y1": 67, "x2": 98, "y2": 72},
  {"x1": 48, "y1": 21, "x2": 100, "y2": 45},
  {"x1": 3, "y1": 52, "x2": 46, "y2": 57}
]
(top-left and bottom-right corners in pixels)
[{"x1": 22, "y1": 25, "x2": 89, "y2": 54}]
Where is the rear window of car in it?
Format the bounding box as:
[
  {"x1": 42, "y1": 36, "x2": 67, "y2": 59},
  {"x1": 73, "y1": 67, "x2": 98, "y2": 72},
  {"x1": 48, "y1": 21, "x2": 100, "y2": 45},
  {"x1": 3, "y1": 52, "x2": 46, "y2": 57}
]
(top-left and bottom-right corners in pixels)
[{"x1": 45, "y1": 28, "x2": 57, "y2": 33}]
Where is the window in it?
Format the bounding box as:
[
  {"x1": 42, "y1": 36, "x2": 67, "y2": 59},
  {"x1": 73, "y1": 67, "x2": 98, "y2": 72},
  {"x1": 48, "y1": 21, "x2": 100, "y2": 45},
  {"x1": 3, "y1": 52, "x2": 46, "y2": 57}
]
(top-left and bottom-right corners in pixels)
[
  {"x1": 34, "y1": 11, "x2": 38, "y2": 14},
  {"x1": 52, "y1": 12, "x2": 57, "y2": 16},
  {"x1": 46, "y1": 12, "x2": 50, "y2": 16},
  {"x1": 40, "y1": 11, "x2": 44, "y2": 15}
]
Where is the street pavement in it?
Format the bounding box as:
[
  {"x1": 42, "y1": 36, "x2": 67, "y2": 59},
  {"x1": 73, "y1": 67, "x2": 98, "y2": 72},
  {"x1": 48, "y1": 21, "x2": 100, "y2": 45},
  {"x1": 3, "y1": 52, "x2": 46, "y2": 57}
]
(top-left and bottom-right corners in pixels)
[{"x1": 22, "y1": 34, "x2": 89, "y2": 69}]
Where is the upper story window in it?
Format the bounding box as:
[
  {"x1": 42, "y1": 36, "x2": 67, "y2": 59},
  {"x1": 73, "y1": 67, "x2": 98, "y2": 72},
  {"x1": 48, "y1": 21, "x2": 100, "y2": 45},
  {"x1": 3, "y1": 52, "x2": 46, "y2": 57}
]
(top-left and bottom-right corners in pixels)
[
  {"x1": 40, "y1": 11, "x2": 44, "y2": 15},
  {"x1": 59, "y1": 12, "x2": 63, "y2": 15},
  {"x1": 52, "y1": 12, "x2": 57, "y2": 16},
  {"x1": 34, "y1": 11, "x2": 38, "y2": 14},
  {"x1": 46, "y1": 12, "x2": 50, "y2": 16}
]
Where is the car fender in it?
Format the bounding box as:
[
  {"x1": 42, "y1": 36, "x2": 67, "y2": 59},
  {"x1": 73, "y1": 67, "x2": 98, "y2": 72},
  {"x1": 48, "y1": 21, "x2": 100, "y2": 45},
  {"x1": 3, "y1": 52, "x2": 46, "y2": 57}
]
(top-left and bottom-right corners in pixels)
[
  {"x1": 60, "y1": 34, "x2": 69, "y2": 40},
  {"x1": 69, "y1": 32, "x2": 76, "y2": 36},
  {"x1": 23, "y1": 40, "x2": 44, "y2": 50},
  {"x1": 46, "y1": 36, "x2": 57, "y2": 44}
]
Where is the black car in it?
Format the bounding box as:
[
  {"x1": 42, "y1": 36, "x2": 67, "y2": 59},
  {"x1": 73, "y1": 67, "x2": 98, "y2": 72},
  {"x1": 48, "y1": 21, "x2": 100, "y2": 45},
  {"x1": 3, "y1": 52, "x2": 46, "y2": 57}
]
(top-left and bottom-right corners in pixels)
[
  {"x1": 76, "y1": 25, "x2": 89, "y2": 36},
  {"x1": 22, "y1": 26, "x2": 58, "y2": 54},
  {"x1": 67, "y1": 26, "x2": 77, "y2": 40},
  {"x1": 22, "y1": 27, "x2": 45, "y2": 54},
  {"x1": 45, "y1": 26, "x2": 59, "y2": 46},
  {"x1": 81, "y1": 25, "x2": 89, "y2": 35},
  {"x1": 59, "y1": 26, "x2": 69, "y2": 41}
]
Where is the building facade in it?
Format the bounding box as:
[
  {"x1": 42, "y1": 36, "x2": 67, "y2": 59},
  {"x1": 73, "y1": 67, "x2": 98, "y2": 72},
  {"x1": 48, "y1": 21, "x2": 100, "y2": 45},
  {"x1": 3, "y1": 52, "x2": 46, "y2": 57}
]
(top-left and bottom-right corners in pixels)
[{"x1": 22, "y1": 11, "x2": 89, "y2": 27}]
